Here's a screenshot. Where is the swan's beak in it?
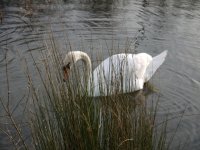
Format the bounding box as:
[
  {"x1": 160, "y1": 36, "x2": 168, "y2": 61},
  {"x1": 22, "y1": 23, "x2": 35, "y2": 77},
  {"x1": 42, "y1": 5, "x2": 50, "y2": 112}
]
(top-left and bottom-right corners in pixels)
[{"x1": 63, "y1": 68, "x2": 70, "y2": 82}]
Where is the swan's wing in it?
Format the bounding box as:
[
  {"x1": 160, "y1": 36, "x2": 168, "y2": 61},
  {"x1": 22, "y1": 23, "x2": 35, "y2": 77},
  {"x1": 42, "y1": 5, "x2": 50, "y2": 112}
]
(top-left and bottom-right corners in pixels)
[
  {"x1": 145, "y1": 50, "x2": 168, "y2": 82},
  {"x1": 92, "y1": 54, "x2": 146, "y2": 96},
  {"x1": 92, "y1": 54, "x2": 127, "y2": 96},
  {"x1": 133, "y1": 53, "x2": 152, "y2": 80}
]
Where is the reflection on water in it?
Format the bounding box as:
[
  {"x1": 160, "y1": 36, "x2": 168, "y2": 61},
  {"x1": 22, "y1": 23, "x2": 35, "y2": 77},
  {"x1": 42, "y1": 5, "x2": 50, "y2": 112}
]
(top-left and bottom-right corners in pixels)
[{"x1": 1, "y1": 0, "x2": 200, "y2": 149}]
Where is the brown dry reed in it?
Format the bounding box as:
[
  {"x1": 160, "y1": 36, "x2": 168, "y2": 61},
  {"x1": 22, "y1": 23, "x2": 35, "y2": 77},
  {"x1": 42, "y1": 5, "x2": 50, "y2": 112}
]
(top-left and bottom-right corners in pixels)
[{"x1": 0, "y1": 33, "x2": 169, "y2": 150}]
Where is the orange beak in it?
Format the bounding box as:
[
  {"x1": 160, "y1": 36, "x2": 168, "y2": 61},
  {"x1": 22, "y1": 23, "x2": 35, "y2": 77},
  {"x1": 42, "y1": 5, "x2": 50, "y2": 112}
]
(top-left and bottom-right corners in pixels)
[{"x1": 63, "y1": 68, "x2": 70, "y2": 82}]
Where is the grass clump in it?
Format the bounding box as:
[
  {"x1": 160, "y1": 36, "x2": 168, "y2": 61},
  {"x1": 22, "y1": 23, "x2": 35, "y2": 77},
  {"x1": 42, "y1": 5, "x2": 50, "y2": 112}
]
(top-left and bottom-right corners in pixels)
[
  {"x1": 0, "y1": 33, "x2": 168, "y2": 149},
  {"x1": 26, "y1": 35, "x2": 168, "y2": 150}
]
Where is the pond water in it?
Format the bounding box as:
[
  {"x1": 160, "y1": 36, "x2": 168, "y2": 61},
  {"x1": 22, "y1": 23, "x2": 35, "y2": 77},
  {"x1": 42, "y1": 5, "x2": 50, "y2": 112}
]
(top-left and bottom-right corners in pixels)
[{"x1": 0, "y1": 0, "x2": 200, "y2": 149}]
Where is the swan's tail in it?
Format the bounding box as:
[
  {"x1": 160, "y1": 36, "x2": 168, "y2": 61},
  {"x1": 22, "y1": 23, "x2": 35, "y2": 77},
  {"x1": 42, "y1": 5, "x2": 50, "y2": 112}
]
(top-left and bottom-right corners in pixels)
[{"x1": 145, "y1": 50, "x2": 168, "y2": 82}]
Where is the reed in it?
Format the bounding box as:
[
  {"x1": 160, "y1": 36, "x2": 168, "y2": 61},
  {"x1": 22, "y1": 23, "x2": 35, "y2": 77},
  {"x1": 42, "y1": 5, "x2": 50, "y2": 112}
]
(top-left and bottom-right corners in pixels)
[
  {"x1": 0, "y1": 32, "x2": 170, "y2": 149},
  {"x1": 26, "y1": 34, "x2": 169, "y2": 150}
]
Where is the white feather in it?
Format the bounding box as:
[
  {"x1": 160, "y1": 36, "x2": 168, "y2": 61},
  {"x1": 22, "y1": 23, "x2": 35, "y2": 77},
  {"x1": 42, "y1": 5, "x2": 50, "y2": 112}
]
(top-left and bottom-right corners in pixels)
[{"x1": 144, "y1": 50, "x2": 168, "y2": 82}]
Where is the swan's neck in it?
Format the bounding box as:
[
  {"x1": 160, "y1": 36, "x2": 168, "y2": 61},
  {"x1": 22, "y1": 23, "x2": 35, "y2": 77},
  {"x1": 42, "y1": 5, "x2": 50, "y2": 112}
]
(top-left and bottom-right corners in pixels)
[{"x1": 78, "y1": 52, "x2": 92, "y2": 86}]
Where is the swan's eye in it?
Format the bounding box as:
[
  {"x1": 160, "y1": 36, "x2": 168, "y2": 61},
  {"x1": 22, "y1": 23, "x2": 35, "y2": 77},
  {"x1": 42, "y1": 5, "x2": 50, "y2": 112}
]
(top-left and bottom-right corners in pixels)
[{"x1": 62, "y1": 63, "x2": 71, "y2": 70}]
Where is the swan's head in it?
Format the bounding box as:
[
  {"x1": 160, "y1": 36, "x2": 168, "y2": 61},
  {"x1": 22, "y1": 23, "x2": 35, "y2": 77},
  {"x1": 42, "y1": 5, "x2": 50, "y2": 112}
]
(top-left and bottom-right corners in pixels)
[{"x1": 62, "y1": 51, "x2": 83, "y2": 82}]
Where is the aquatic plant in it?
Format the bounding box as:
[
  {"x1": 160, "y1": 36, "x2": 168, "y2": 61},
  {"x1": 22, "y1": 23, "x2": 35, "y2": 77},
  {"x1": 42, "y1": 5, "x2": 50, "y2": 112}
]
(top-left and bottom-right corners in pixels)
[
  {"x1": 28, "y1": 35, "x2": 168, "y2": 150},
  {"x1": 0, "y1": 33, "x2": 170, "y2": 150}
]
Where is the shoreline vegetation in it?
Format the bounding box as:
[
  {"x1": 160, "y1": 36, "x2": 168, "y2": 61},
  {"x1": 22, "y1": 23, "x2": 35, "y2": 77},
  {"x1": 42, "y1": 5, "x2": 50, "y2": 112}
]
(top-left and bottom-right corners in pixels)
[
  {"x1": 0, "y1": 32, "x2": 175, "y2": 150},
  {"x1": 0, "y1": 1, "x2": 182, "y2": 149}
]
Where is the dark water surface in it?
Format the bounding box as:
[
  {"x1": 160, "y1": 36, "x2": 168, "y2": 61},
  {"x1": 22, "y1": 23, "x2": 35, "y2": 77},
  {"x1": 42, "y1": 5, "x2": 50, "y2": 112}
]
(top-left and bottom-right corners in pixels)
[{"x1": 1, "y1": 0, "x2": 200, "y2": 149}]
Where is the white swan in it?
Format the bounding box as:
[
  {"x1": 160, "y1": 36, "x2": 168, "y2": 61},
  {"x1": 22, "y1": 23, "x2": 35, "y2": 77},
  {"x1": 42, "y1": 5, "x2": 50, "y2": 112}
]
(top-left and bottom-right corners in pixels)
[{"x1": 63, "y1": 50, "x2": 168, "y2": 97}]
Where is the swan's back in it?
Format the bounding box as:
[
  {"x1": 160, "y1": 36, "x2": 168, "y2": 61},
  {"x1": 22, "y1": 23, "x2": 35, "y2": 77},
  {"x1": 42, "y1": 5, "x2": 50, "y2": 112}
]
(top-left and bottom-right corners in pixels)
[{"x1": 90, "y1": 53, "x2": 152, "y2": 96}]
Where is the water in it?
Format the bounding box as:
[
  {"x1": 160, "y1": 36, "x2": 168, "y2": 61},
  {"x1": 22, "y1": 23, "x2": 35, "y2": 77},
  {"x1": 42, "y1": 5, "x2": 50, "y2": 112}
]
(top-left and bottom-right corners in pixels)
[{"x1": 0, "y1": 0, "x2": 200, "y2": 149}]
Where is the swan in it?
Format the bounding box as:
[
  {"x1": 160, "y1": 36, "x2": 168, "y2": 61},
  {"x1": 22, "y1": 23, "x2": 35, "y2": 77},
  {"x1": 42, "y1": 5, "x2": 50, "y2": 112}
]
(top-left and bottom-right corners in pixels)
[{"x1": 62, "y1": 50, "x2": 168, "y2": 97}]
